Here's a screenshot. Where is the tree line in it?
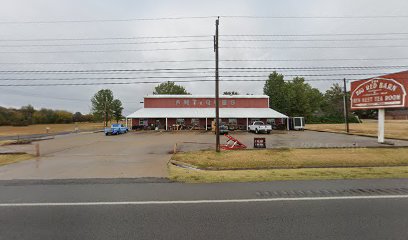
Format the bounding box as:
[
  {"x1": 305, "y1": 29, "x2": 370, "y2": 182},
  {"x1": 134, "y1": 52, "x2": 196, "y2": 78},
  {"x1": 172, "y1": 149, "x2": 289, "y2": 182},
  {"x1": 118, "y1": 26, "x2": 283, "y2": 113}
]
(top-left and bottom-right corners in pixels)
[
  {"x1": 263, "y1": 72, "x2": 360, "y2": 123},
  {"x1": 0, "y1": 89, "x2": 124, "y2": 126},
  {"x1": 0, "y1": 105, "x2": 94, "y2": 126}
]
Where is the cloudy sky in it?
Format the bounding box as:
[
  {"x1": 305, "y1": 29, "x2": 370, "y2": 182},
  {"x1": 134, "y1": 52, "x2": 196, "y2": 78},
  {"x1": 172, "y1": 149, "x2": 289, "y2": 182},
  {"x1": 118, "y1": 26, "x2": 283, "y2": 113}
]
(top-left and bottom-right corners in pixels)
[{"x1": 0, "y1": 0, "x2": 408, "y2": 115}]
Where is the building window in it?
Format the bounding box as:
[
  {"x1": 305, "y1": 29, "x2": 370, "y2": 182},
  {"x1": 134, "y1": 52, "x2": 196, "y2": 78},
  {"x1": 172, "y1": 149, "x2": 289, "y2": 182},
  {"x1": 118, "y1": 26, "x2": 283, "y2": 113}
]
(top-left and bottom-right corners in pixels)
[
  {"x1": 176, "y1": 118, "x2": 185, "y2": 125},
  {"x1": 191, "y1": 118, "x2": 200, "y2": 125},
  {"x1": 139, "y1": 118, "x2": 147, "y2": 126}
]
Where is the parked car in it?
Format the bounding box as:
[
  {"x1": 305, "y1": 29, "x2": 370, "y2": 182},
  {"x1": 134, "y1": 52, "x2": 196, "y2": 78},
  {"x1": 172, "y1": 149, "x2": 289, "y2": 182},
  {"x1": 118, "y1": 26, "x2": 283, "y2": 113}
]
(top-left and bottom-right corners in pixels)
[
  {"x1": 213, "y1": 122, "x2": 229, "y2": 135},
  {"x1": 219, "y1": 123, "x2": 229, "y2": 135},
  {"x1": 248, "y1": 121, "x2": 272, "y2": 134},
  {"x1": 104, "y1": 124, "x2": 128, "y2": 135}
]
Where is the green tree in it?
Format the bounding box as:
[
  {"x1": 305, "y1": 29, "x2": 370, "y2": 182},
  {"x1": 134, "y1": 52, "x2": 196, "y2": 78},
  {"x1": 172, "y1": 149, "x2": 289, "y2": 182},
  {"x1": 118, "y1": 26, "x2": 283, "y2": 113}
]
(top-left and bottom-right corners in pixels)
[
  {"x1": 263, "y1": 71, "x2": 288, "y2": 114},
  {"x1": 223, "y1": 91, "x2": 239, "y2": 95},
  {"x1": 153, "y1": 81, "x2": 190, "y2": 95},
  {"x1": 91, "y1": 89, "x2": 114, "y2": 126},
  {"x1": 112, "y1": 99, "x2": 124, "y2": 123},
  {"x1": 73, "y1": 112, "x2": 83, "y2": 122},
  {"x1": 322, "y1": 83, "x2": 345, "y2": 118},
  {"x1": 20, "y1": 105, "x2": 35, "y2": 125}
]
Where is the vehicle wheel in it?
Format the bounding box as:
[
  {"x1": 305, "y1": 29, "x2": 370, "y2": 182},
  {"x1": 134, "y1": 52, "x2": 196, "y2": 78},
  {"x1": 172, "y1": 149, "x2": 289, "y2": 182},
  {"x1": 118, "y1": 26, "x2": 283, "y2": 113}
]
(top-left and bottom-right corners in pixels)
[
  {"x1": 105, "y1": 133, "x2": 109, "y2": 136},
  {"x1": 255, "y1": 128, "x2": 259, "y2": 134},
  {"x1": 267, "y1": 131, "x2": 271, "y2": 134}
]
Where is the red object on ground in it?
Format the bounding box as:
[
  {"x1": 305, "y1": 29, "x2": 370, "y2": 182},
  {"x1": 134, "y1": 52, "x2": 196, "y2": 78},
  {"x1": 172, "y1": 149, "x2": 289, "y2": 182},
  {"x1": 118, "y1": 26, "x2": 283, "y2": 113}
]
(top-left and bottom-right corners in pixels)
[{"x1": 221, "y1": 134, "x2": 247, "y2": 150}]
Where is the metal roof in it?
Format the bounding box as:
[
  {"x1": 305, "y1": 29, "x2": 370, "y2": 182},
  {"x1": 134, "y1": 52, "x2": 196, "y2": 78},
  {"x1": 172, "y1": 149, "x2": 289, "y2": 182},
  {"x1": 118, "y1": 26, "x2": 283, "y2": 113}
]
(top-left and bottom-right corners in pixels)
[{"x1": 127, "y1": 108, "x2": 288, "y2": 119}]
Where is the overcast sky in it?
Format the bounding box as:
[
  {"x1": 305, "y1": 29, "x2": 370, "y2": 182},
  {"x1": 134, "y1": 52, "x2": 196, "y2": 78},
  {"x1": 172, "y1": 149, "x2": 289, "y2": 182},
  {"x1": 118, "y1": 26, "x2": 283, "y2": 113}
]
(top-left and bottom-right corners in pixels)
[{"x1": 0, "y1": 0, "x2": 408, "y2": 115}]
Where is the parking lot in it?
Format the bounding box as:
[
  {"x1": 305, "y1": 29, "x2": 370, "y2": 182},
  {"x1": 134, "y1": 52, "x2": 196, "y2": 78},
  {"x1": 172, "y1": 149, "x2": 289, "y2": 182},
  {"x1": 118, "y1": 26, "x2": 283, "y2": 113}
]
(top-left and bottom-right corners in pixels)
[{"x1": 1, "y1": 130, "x2": 408, "y2": 180}]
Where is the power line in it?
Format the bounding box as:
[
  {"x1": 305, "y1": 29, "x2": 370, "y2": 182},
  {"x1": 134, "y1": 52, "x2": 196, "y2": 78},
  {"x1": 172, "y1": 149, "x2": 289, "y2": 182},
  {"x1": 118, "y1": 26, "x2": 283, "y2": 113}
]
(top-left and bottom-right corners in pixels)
[
  {"x1": 220, "y1": 66, "x2": 408, "y2": 70},
  {"x1": 222, "y1": 32, "x2": 408, "y2": 37},
  {"x1": 0, "y1": 47, "x2": 211, "y2": 54},
  {"x1": 1, "y1": 38, "x2": 407, "y2": 48},
  {"x1": 1, "y1": 58, "x2": 408, "y2": 65},
  {"x1": 0, "y1": 39, "x2": 212, "y2": 48},
  {"x1": 0, "y1": 78, "x2": 349, "y2": 87},
  {"x1": 0, "y1": 66, "x2": 407, "y2": 74},
  {"x1": 222, "y1": 45, "x2": 408, "y2": 49},
  {"x1": 221, "y1": 37, "x2": 408, "y2": 42},
  {"x1": 221, "y1": 15, "x2": 408, "y2": 19},
  {"x1": 0, "y1": 73, "x2": 399, "y2": 81},
  {"x1": 0, "y1": 16, "x2": 217, "y2": 24},
  {"x1": 0, "y1": 67, "x2": 213, "y2": 73},
  {"x1": 1, "y1": 15, "x2": 407, "y2": 25},
  {"x1": 0, "y1": 76, "x2": 215, "y2": 81},
  {"x1": 2, "y1": 32, "x2": 408, "y2": 42},
  {"x1": 221, "y1": 58, "x2": 408, "y2": 62},
  {"x1": 0, "y1": 35, "x2": 211, "y2": 42},
  {"x1": 0, "y1": 60, "x2": 214, "y2": 65},
  {"x1": 2, "y1": 45, "x2": 408, "y2": 54}
]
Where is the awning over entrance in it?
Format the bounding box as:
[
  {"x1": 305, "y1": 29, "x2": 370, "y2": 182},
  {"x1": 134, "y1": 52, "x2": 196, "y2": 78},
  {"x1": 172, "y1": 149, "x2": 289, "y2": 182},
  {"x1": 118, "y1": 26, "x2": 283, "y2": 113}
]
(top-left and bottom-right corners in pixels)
[{"x1": 127, "y1": 108, "x2": 288, "y2": 119}]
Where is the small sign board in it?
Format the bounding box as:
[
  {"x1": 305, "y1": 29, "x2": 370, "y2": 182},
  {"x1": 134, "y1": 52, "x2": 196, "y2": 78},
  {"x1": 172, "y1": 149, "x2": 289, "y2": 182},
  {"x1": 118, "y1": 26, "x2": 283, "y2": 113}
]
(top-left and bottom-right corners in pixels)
[
  {"x1": 350, "y1": 71, "x2": 408, "y2": 110},
  {"x1": 254, "y1": 138, "x2": 266, "y2": 148}
]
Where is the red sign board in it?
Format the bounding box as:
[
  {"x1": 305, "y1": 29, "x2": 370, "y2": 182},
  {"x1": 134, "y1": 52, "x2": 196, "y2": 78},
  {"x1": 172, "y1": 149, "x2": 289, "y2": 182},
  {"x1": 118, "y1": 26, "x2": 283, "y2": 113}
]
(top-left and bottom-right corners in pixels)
[{"x1": 350, "y1": 71, "x2": 408, "y2": 110}]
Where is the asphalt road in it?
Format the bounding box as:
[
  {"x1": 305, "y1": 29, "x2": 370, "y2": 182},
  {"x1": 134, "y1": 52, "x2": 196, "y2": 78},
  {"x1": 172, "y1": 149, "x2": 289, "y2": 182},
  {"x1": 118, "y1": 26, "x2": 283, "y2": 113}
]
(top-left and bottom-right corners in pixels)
[{"x1": 0, "y1": 178, "x2": 407, "y2": 240}]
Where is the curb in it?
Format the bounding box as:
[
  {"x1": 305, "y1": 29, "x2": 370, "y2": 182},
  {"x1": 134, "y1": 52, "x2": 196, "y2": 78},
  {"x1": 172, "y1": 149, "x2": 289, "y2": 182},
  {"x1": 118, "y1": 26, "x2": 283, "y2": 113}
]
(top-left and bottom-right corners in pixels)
[{"x1": 169, "y1": 159, "x2": 408, "y2": 172}]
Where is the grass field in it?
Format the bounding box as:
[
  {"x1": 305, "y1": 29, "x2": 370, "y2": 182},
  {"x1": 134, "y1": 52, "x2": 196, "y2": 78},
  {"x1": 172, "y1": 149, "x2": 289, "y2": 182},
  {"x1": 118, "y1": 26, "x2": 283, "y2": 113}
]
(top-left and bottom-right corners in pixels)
[
  {"x1": 170, "y1": 147, "x2": 408, "y2": 183},
  {"x1": 306, "y1": 119, "x2": 408, "y2": 140},
  {"x1": 172, "y1": 148, "x2": 408, "y2": 170},
  {"x1": 169, "y1": 165, "x2": 408, "y2": 183},
  {"x1": 0, "y1": 154, "x2": 33, "y2": 166},
  {"x1": 0, "y1": 122, "x2": 104, "y2": 137}
]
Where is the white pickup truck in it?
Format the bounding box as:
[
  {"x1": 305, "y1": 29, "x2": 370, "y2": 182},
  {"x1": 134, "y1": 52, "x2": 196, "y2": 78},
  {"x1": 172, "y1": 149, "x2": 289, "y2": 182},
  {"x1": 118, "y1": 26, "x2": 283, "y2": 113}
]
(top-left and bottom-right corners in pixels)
[{"x1": 248, "y1": 121, "x2": 272, "y2": 134}]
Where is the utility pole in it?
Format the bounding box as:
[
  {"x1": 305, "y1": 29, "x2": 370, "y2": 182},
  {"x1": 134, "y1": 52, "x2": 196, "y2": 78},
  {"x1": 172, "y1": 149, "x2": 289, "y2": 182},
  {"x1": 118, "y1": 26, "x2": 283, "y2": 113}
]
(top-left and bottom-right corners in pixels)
[
  {"x1": 343, "y1": 78, "x2": 350, "y2": 133},
  {"x1": 214, "y1": 17, "x2": 220, "y2": 152},
  {"x1": 104, "y1": 95, "x2": 108, "y2": 127}
]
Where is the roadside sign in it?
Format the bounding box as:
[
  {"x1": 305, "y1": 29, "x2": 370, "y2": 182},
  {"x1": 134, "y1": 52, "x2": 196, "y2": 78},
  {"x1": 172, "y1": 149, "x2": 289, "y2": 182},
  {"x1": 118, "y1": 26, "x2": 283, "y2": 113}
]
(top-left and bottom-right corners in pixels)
[
  {"x1": 350, "y1": 71, "x2": 408, "y2": 110},
  {"x1": 350, "y1": 70, "x2": 408, "y2": 143}
]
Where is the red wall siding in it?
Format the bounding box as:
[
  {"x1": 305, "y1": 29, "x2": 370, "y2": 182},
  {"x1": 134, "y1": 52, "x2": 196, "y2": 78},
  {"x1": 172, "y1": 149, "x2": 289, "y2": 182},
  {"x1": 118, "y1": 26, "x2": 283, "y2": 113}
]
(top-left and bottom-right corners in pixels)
[{"x1": 144, "y1": 97, "x2": 268, "y2": 108}]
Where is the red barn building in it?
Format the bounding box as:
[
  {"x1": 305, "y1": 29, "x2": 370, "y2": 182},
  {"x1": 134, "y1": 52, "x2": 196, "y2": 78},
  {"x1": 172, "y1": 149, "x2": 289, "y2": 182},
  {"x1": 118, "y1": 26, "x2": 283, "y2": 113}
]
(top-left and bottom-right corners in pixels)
[{"x1": 126, "y1": 95, "x2": 288, "y2": 130}]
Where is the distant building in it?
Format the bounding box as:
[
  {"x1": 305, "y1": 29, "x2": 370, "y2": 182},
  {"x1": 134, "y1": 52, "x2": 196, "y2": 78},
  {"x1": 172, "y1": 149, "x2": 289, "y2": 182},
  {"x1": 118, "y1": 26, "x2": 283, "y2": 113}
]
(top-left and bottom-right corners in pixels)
[
  {"x1": 386, "y1": 108, "x2": 408, "y2": 120},
  {"x1": 126, "y1": 95, "x2": 288, "y2": 130}
]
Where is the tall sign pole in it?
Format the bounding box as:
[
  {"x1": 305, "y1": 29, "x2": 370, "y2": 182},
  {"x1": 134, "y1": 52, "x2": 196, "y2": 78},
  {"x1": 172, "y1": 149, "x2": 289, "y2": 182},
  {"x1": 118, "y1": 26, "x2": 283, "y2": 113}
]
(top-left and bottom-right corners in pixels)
[
  {"x1": 214, "y1": 17, "x2": 220, "y2": 152},
  {"x1": 378, "y1": 108, "x2": 385, "y2": 143},
  {"x1": 343, "y1": 78, "x2": 350, "y2": 133}
]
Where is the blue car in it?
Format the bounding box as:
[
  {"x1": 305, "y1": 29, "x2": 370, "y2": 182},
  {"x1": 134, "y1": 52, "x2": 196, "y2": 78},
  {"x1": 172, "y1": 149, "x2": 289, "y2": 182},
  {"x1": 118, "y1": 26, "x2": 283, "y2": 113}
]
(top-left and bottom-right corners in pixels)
[{"x1": 104, "y1": 124, "x2": 128, "y2": 135}]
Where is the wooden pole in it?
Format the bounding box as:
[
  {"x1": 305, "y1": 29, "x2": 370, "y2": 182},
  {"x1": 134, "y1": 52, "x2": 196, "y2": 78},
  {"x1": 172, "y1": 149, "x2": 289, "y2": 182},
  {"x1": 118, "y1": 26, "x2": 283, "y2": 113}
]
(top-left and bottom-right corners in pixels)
[
  {"x1": 214, "y1": 17, "x2": 220, "y2": 152},
  {"x1": 35, "y1": 143, "x2": 40, "y2": 157}
]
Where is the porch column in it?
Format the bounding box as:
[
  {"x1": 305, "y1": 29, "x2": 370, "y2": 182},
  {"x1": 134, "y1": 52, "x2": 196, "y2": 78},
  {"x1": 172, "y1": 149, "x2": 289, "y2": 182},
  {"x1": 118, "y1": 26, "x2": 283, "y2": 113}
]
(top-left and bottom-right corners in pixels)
[
  {"x1": 205, "y1": 118, "x2": 208, "y2": 131},
  {"x1": 125, "y1": 117, "x2": 128, "y2": 127},
  {"x1": 286, "y1": 118, "x2": 290, "y2": 130},
  {"x1": 246, "y1": 118, "x2": 249, "y2": 131},
  {"x1": 165, "y1": 118, "x2": 168, "y2": 131}
]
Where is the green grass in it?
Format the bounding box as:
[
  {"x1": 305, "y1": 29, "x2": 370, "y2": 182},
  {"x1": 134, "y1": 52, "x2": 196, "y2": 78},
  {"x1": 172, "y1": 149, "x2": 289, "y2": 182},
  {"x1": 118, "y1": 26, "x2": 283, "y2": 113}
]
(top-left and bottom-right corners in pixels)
[
  {"x1": 172, "y1": 148, "x2": 408, "y2": 170},
  {"x1": 169, "y1": 165, "x2": 408, "y2": 183}
]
